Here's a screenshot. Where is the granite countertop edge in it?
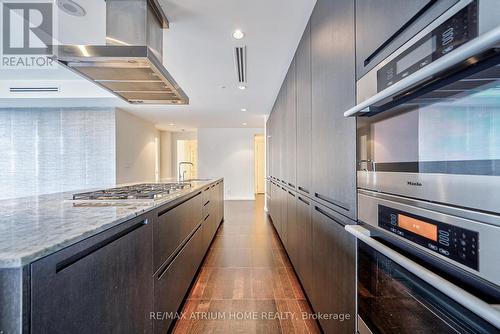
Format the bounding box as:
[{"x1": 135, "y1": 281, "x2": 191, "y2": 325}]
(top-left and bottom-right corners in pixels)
[{"x1": 0, "y1": 178, "x2": 222, "y2": 269}]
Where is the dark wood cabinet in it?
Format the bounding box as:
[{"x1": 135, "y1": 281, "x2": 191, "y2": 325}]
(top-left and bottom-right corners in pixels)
[
  {"x1": 280, "y1": 186, "x2": 288, "y2": 248},
  {"x1": 311, "y1": 203, "x2": 356, "y2": 334},
  {"x1": 311, "y1": 0, "x2": 357, "y2": 220},
  {"x1": 29, "y1": 180, "x2": 224, "y2": 334},
  {"x1": 154, "y1": 192, "x2": 202, "y2": 271},
  {"x1": 296, "y1": 20, "x2": 312, "y2": 196},
  {"x1": 31, "y1": 215, "x2": 153, "y2": 334},
  {"x1": 296, "y1": 194, "x2": 313, "y2": 298},
  {"x1": 285, "y1": 190, "x2": 297, "y2": 259},
  {"x1": 286, "y1": 58, "x2": 297, "y2": 189},
  {"x1": 153, "y1": 224, "x2": 204, "y2": 334}
]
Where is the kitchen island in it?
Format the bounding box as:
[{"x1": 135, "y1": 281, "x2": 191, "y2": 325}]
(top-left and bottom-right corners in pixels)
[{"x1": 0, "y1": 178, "x2": 224, "y2": 334}]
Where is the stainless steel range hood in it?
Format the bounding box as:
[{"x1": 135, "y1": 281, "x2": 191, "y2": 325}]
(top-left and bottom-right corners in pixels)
[{"x1": 54, "y1": 0, "x2": 189, "y2": 105}]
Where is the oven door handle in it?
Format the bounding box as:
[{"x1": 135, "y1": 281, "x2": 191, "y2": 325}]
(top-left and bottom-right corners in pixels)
[
  {"x1": 346, "y1": 225, "x2": 500, "y2": 328},
  {"x1": 344, "y1": 25, "x2": 500, "y2": 117}
]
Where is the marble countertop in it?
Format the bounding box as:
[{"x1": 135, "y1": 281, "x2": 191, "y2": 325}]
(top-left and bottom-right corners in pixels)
[{"x1": 0, "y1": 178, "x2": 221, "y2": 268}]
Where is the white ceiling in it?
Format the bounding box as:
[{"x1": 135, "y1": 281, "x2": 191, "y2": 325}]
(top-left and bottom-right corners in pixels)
[{"x1": 0, "y1": 0, "x2": 316, "y2": 131}]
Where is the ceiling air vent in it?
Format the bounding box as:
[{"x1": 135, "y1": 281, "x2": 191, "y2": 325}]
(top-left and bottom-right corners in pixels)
[
  {"x1": 10, "y1": 87, "x2": 60, "y2": 93},
  {"x1": 234, "y1": 46, "x2": 247, "y2": 83}
]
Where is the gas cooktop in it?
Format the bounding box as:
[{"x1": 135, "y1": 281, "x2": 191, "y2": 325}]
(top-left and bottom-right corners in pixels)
[{"x1": 72, "y1": 183, "x2": 192, "y2": 200}]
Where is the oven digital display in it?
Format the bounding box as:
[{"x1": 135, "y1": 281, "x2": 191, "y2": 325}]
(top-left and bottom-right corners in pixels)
[
  {"x1": 396, "y1": 36, "x2": 435, "y2": 74},
  {"x1": 398, "y1": 214, "x2": 437, "y2": 241},
  {"x1": 378, "y1": 205, "x2": 479, "y2": 270}
]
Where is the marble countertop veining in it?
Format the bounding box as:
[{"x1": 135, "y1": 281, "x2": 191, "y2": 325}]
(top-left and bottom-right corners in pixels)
[{"x1": 0, "y1": 178, "x2": 220, "y2": 268}]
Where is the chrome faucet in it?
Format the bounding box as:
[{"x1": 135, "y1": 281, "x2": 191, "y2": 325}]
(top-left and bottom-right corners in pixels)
[{"x1": 178, "y1": 161, "x2": 194, "y2": 182}]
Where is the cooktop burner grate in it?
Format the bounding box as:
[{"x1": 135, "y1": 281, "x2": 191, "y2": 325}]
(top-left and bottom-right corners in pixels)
[{"x1": 72, "y1": 183, "x2": 192, "y2": 200}]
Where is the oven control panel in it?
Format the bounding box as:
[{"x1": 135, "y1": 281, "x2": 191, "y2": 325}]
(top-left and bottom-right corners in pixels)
[
  {"x1": 377, "y1": 1, "x2": 478, "y2": 92},
  {"x1": 378, "y1": 205, "x2": 479, "y2": 270}
]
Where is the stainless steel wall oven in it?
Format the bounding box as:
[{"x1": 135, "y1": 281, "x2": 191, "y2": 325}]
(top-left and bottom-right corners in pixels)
[
  {"x1": 345, "y1": 0, "x2": 500, "y2": 332},
  {"x1": 349, "y1": 0, "x2": 500, "y2": 215}
]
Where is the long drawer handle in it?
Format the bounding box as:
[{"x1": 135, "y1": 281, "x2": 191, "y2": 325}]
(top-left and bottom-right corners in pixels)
[
  {"x1": 56, "y1": 219, "x2": 148, "y2": 273},
  {"x1": 288, "y1": 191, "x2": 295, "y2": 197},
  {"x1": 345, "y1": 225, "x2": 500, "y2": 328},
  {"x1": 314, "y1": 193, "x2": 350, "y2": 212},
  {"x1": 298, "y1": 196, "x2": 310, "y2": 206},
  {"x1": 204, "y1": 200, "x2": 210, "y2": 207},
  {"x1": 288, "y1": 182, "x2": 295, "y2": 188},
  {"x1": 204, "y1": 214, "x2": 210, "y2": 221},
  {"x1": 157, "y1": 223, "x2": 203, "y2": 280},
  {"x1": 158, "y1": 191, "x2": 202, "y2": 217},
  {"x1": 298, "y1": 186, "x2": 310, "y2": 194},
  {"x1": 314, "y1": 206, "x2": 346, "y2": 227}
]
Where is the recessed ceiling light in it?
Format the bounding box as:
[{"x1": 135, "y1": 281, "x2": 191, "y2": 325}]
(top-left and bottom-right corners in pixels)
[
  {"x1": 232, "y1": 30, "x2": 245, "y2": 40},
  {"x1": 242, "y1": 122, "x2": 247, "y2": 126},
  {"x1": 168, "y1": 123, "x2": 175, "y2": 126},
  {"x1": 57, "y1": 0, "x2": 86, "y2": 17},
  {"x1": 238, "y1": 85, "x2": 247, "y2": 90},
  {"x1": 241, "y1": 108, "x2": 247, "y2": 112}
]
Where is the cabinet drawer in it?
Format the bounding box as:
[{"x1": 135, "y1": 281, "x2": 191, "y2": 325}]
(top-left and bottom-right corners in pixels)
[
  {"x1": 31, "y1": 215, "x2": 153, "y2": 334},
  {"x1": 153, "y1": 224, "x2": 204, "y2": 334},
  {"x1": 154, "y1": 192, "x2": 202, "y2": 271},
  {"x1": 202, "y1": 197, "x2": 212, "y2": 218},
  {"x1": 202, "y1": 185, "x2": 212, "y2": 205}
]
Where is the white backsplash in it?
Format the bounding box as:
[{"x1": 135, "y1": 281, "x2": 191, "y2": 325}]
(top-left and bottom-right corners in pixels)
[{"x1": 0, "y1": 108, "x2": 116, "y2": 200}]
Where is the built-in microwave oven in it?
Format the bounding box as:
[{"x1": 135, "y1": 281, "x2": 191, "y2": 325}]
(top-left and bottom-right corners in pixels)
[
  {"x1": 345, "y1": 0, "x2": 500, "y2": 332},
  {"x1": 347, "y1": 0, "x2": 500, "y2": 216}
]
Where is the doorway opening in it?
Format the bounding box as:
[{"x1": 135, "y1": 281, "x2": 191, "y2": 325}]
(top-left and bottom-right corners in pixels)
[
  {"x1": 254, "y1": 134, "x2": 265, "y2": 194},
  {"x1": 176, "y1": 139, "x2": 198, "y2": 180}
]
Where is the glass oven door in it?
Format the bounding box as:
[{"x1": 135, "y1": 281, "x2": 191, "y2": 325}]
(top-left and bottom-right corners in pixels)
[
  {"x1": 357, "y1": 54, "x2": 500, "y2": 215},
  {"x1": 346, "y1": 225, "x2": 500, "y2": 334}
]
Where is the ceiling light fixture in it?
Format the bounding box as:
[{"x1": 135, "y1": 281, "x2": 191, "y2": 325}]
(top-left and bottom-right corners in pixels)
[
  {"x1": 241, "y1": 108, "x2": 247, "y2": 112},
  {"x1": 232, "y1": 30, "x2": 245, "y2": 40},
  {"x1": 238, "y1": 85, "x2": 247, "y2": 90},
  {"x1": 57, "y1": 0, "x2": 86, "y2": 17},
  {"x1": 168, "y1": 123, "x2": 175, "y2": 126},
  {"x1": 242, "y1": 122, "x2": 247, "y2": 126}
]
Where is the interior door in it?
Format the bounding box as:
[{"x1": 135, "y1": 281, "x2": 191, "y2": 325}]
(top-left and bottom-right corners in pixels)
[{"x1": 254, "y1": 134, "x2": 265, "y2": 194}]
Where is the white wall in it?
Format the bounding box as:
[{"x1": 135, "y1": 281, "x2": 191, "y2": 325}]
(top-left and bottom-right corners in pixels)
[
  {"x1": 115, "y1": 109, "x2": 160, "y2": 184},
  {"x1": 160, "y1": 131, "x2": 173, "y2": 179},
  {"x1": 198, "y1": 128, "x2": 264, "y2": 200}
]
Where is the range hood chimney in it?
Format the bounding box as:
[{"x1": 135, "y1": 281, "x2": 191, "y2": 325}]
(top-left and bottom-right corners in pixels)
[{"x1": 55, "y1": 0, "x2": 189, "y2": 105}]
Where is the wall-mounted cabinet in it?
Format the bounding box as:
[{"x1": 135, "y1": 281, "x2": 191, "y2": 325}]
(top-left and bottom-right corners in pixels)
[
  {"x1": 266, "y1": 0, "x2": 358, "y2": 332},
  {"x1": 286, "y1": 58, "x2": 297, "y2": 189},
  {"x1": 311, "y1": 0, "x2": 357, "y2": 220},
  {"x1": 295, "y1": 21, "x2": 312, "y2": 196}
]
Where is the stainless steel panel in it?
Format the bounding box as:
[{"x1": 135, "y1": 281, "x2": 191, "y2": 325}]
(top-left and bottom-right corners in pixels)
[
  {"x1": 99, "y1": 81, "x2": 170, "y2": 92},
  {"x1": 73, "y1": 66, "x2": 158, "y2": 81},
  {"x1": 106, "y1": 0, "x2": 148, "y2": 46},
  {"x1": 55, "y1": 45, "x2": 189, "y2": 104},
  {"x1": 147, "y1": 3, "x2": 163, "y2": 60},
  {"x1": 356, "y1": 0, "x2": 500, "y2": 107},
  {"x1": 357, "y1": 191, "x2": 500, "y2": 286},
  {"x1": 357, "y1": 171, "x2": 500, "y2": 216}
]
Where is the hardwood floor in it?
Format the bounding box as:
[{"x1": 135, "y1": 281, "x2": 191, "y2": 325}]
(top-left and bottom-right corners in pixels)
[{"x1": 172, "y1": 195, "x2": 320, "y2": 334}]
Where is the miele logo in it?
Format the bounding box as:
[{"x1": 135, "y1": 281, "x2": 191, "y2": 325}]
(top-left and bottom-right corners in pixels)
[{"x1": 407, "y1": 181, "x2": 423, "y2": 187}]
